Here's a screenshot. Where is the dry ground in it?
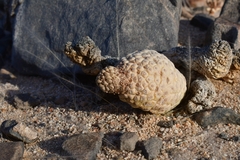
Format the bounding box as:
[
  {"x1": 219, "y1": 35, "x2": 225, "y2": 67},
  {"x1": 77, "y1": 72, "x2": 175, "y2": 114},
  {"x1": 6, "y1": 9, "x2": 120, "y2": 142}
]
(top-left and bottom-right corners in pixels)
[{"x1": 0, "y1": 18, "x2": 240, "y2": 160}]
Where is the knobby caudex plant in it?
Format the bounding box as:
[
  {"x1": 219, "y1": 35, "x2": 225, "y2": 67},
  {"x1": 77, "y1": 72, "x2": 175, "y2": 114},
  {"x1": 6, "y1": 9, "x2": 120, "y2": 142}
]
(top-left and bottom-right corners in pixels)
[{"x1": 64, "y1": 36, "x2": 240, "y2": 114}]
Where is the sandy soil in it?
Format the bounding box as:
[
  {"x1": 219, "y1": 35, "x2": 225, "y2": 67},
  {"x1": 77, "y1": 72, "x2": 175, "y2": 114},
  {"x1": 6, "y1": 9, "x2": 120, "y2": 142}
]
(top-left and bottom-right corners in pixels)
[{"x1": 0, "y1": 18, "x2": 240, "y2": 160}]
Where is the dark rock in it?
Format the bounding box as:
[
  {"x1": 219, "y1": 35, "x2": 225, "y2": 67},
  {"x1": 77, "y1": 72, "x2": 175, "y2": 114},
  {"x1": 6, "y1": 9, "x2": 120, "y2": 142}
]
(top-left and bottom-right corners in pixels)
[
  {"x1": 142, "y1": 137, "x2": 162, "y2": 160},
  {"x1": 190, "y1": 13, "x2": 215, "y2": 30},
  {"x1": 0, "y1": 142, "x2": 24, "y2": 160},
  {"x1": 0, "y1": 120, "x2": 24, "y2": 141},
  {"x1": 193, "y1": 106, "x2": 240, "y2": 128},
  {"x1": 167, "y1": 147, "x2": 196, "y2": 160},
  {"x1": 0, "y1": 6, "x2": 12, "y2": 68},
  {"x1": 13, "y1": 93, "x2": 40, "y2": 109},
  {"x1": 218, "y1": 132, "x2": 240, "y2": 142},
  {"x1": 157, "y1": 120, "x2": 175, "y2": 128},
  {"x1": 4, "y1": 0, "x2": 23, "y2": 17},
  {"x1": 54, "y1": 96, "x2": 67, "y2": 105},
  {"x1": 219, "y1": 0, "x2": 239, "y2": 22},
  {"x1": 0, "y1": 120, "x2": 38, "y2": 144},
  {"x1": 218, "y1": 132, "x2": 230, "y2": 141},
  {"x1": 232, "y1": 135, "x2": 240, "y2": 142},
  {"x1": 205, "y1": 0, "x2": 240, "y2": 49},
  {"x1": 62, "y1": 132, "x2": 104, "y2": 160},
  {"x1": 206, "y1": 18, "x2": 240, "y2": 49},
  {"x1": 9, "y1": 0, "x2": 181, "y2": 76},
  {"x1": 102, "y1": 131, "x2": 122, "y2": 150},
  {"x1": 119, "y1": 132, "x2": 138, "y2": 151}
]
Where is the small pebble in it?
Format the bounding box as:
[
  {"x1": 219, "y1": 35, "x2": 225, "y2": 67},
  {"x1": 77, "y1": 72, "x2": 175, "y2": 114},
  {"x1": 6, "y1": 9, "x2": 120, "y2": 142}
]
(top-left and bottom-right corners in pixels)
[
  {"x1": 142, "y1": 137, "x2": 162, "y2": 159},
  {"x1": 120, "y1": 132, "x2": 138, "y2": 151},
  {"x1": 193, "y1": 107, "x2": 240, "y2": 127},
  {"x1": 157, "y1": 120, "x2": 175, "y2": 128},
  {"x1": 218, "y1": 132, "x2": 229, "y2": 141},
  {"x1": 232, "y1": 136, "x2": 240, "y2": 142}
]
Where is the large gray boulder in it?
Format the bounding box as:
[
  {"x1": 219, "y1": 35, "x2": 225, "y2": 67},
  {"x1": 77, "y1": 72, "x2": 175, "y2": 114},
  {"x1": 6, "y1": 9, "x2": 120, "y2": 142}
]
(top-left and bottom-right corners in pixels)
[{"x1": 9, "y1": 0, "x2": 181, "y2": 76}]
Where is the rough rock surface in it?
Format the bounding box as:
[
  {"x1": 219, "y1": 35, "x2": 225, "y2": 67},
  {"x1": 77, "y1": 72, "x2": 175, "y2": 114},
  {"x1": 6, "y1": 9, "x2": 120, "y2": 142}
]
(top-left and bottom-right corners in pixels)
[
  {"x1": 0, "y1": 142, "x2": 24, "y2": 160},
  {"x1": 0, "y1": 29, "x2": 11, "y2": 67},
  {"x1": 190, "y1": 13, "x2": 215, "y2": 30},
  {"x1": 119, "y1": 132, "x2": 138, "y2": 151},
  {"x1": 8, "y1": 0, "x2": 181, "y2": 76},
  {"x1": 193, "y1": 107, "x2": 240, "y2": 127},
  {"x1": 187, "y1": 76, "x2": 216, "y2": 113},
  {"x1": 62, "y1": 132, "x2": 104, "y2": 160},
  {"x1": 12, "y1": 93, "x2": 40, "y2": 110},
  {"x1": 205, "y1": 0, "x2": 240, "y2": 49},
  {"x1": 167, "y1": 147, "x2": 195, "y2": 160},
  {"x1": 0, "y1": 3, "x2": 11, "y2": 68},
  {"x1": 0, "y1": 120, "x2": 38, "y2": 144},
  {"x1": 142, "y1": 137, "x2": 163, "y2": 160}
]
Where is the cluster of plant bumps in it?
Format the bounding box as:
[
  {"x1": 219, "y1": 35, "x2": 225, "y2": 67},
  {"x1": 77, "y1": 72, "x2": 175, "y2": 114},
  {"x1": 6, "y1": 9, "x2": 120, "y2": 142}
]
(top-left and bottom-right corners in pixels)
[{"x1": 64, "y1": 36, "x2": 240, "y2": 114}]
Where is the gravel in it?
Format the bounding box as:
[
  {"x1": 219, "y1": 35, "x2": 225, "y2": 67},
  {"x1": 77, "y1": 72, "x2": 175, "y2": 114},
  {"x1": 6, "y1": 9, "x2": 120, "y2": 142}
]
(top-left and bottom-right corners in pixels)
[
  {"x1": 0, "y1": 65, "x2": 239, "y2": 159},
  {"x1": 0, "y1": 18, "x2": 240, "y2": 159}
]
